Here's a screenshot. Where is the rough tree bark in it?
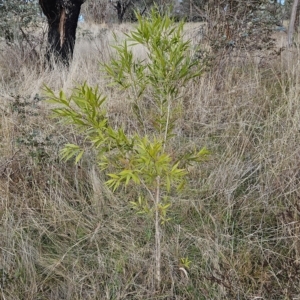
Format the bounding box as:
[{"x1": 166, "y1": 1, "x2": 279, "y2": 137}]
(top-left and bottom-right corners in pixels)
[
  {"x1": 39, "y1": 0, "x2": 85, "y2": 66},
  {"x1": 288, "y1": 0, "x2": 299, "y2": 47}
]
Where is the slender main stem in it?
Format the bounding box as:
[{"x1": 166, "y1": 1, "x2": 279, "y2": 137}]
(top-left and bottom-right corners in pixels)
[
  {"x1": 155, "y1": 175, "x2": 161, "y2": 289},
  {"x1": 163, "y1": 97, "x2": 171, "y2": 152},
  {"x1": 129, "y1": 70, "x2": 147, "y2": 135}
]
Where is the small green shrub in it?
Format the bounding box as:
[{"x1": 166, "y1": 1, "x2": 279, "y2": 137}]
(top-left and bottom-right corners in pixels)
[{"x1": 45, "y1": 8, "x2": 208, "y2": 290}]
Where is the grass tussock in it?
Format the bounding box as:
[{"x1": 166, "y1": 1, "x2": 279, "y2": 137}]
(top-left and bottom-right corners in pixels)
[{"x1": 0, "y1": 23, "x2": 300, "y2": 299}]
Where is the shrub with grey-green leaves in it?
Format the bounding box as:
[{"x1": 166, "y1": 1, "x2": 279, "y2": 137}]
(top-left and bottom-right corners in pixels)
[{"x1": 0, "y1": 0, "x2": 41, "y2": 44}]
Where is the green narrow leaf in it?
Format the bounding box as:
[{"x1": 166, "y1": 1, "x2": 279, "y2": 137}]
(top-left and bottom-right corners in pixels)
[
  {"x1": 75, "y1": 150, "x2": 84, "y2": 164},
  {"x1": 166, "y1": 175, "x2": 171, "y2": 193}
]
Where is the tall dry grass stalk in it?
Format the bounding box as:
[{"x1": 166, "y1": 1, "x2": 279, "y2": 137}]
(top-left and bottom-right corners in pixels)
[{"x1": 0, "y1": 23, "x2": 300, "y2": 299}]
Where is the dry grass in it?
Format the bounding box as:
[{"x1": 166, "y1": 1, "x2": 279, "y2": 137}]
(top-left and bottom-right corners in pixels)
[{"x1": 1, "y1": 23, "x2": 300, "y2": 299}]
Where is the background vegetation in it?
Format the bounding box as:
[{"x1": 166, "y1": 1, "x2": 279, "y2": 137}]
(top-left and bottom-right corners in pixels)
[{"x1": 1, "y1": 1, "x2": 300, "y2": 299}]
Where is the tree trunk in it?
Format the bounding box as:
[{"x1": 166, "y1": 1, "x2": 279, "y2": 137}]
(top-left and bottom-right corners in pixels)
[
  {"x1": 39, "y1": 0, "x2": 84, "y2": 66},
  {"x1": 288, "y1": 0, "x2": 300, "y2": 47},
  {"x1": 113, "y1": 0, "x2": 132, "y2": 24},
  {"x1": 116, "y1": 2, "x2": 123, "y2": 24}
]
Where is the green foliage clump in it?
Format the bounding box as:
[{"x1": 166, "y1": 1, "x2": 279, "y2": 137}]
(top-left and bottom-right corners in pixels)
[{"x1": 105, "y1": 10, "x2": 202, "y2": 140}]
